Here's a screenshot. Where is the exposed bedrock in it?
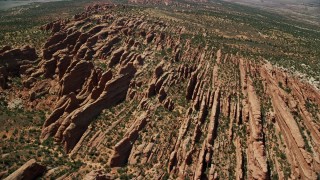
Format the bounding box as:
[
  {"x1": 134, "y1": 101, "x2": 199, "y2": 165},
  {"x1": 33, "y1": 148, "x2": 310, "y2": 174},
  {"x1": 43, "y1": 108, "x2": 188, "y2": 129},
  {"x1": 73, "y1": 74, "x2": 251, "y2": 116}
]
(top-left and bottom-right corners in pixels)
[
  {"x1": 246, "y1": 78, "x2": 268, "y2": 179},
  {"x1": 2, "y1": 4, "x2": 320, "y2": 179},
  {"x1": 0, "y1": 46, "x2": 38, "y2": 89},
  {"x1": 4, "y1": 159, "x2": 46, "y2": 180},
  {"x1": 109, "y1": 112, "x2": 148, "y2": 167},
  {"x1": 41, "y1": 62, "x2": 137, "y2": 152}
]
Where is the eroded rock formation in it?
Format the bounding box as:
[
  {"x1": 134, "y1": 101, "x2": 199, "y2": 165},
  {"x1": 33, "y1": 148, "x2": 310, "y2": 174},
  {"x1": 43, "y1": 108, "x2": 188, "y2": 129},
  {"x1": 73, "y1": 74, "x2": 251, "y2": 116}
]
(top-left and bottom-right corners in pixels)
[
  {"x1": 1, "y1": 3, "x2": 320, "y2": 180},
  {"x1": 4, "y1": 159, "x2": 46, "y2": 180}
]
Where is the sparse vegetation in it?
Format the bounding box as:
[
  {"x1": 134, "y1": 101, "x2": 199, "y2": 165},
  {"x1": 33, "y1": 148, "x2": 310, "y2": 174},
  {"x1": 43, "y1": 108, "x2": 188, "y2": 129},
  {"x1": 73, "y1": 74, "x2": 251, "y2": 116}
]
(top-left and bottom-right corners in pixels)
[{"x1": 1, "y1": 0, "x2": 320, "y2": 179}]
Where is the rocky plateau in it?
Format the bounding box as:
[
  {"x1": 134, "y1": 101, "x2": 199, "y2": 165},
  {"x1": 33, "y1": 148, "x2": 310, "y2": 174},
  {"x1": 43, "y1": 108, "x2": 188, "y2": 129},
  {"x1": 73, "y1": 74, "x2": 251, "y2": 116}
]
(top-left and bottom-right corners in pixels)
[{"x1": 1, "y1": 2, "x2": 320, "y2": 180}]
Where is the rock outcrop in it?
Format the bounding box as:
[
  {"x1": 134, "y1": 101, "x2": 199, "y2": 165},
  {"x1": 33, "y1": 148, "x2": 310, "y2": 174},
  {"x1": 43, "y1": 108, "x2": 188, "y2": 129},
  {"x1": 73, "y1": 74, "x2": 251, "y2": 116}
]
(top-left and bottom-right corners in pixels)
[
  {"x1": 109, "y1": 112, "x2": 148, "y2": 167},
  {"x1": 1, "y1": 3, "x2": 320, "y2": 180},
  {"x1": 0, "y1": 46, "x2": 38, "y2": 89},
  {"x1": 4, "y1": 159, "x2": 46, "y2": 180}
]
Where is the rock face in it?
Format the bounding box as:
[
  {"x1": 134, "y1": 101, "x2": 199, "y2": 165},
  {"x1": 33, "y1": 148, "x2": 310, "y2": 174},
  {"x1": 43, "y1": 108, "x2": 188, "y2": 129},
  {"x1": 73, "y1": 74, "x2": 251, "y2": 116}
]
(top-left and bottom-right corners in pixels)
[
  {"x1": 109, "y1": 112, "x2": 148, "y2": 167},
  {"x1": 261, "y1": 63, "x2": 317, "y2": 179},
  {"x1": 41, "y1": 62, "x2": 137, "y2": 152},
  {"x1": 246, "y1": 78, "x2": 268, "y2": 179},
  {"x1": 238, "y1": 59, "x2": 268, "y2": 179},
  {"x1": 0, "y1": 46, "x2": 38, "y2": 89},
  {"x1": 1, "y1": 3, "x2": 320, "y2": 180},
  {"x1": 59, "y1": 60, "x2": 94, "y2": 96},
  {"x1": 4, "y1": 159, "x2": 46, "y2": 180},
  {"x1": 0, "y1": 46, "x2": 37, "y2": 62}
]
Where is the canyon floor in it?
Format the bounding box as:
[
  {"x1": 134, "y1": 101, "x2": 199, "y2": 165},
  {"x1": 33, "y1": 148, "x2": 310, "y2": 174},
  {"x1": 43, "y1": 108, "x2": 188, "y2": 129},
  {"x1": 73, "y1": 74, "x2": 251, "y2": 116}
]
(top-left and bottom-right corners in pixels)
[{"x1": 0, "y1": 0, "x2": 320, "y2": 179}]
